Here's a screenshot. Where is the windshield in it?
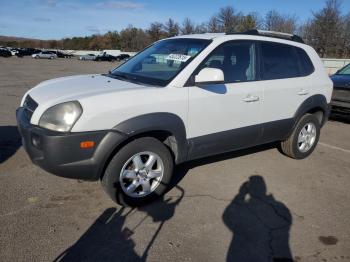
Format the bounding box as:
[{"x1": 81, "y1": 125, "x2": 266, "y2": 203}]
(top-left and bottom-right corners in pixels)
[
  {"x1": 337, "y1": 63, "x2": 350, "y2": 75},
  {"x1": 110, "y1": 38, "x2": 211, "y2": 86}
]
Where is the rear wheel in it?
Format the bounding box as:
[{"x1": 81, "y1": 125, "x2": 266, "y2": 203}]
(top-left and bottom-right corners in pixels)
[
  {"x1": 101, "y1": 137, "x2": 174, "y2": 206},
  {"x1": 280, "y1": 114, "x2": 320, "y2": 159}
]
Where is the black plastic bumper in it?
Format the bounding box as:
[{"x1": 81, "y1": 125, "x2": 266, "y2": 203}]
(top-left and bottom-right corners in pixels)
[
  {"x1": 16, "y1": 107, "x2": 127, "y2": 181},
  {"x1": 331, "y1": 100, "x2": 350, "y2": 114}
]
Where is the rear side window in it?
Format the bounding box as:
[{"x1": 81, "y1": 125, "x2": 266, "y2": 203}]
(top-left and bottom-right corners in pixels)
[
  {"x1": 260, "y1": 42, "x2": 301, "y2": 80},
  {"x1": 296, "y1": 48, "x2": 315, "y2": 76},
  {"x1": 260, "y1": 42, "x2": 314, "y2": 80}
]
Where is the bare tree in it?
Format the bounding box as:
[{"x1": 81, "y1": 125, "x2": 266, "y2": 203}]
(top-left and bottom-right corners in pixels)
[
  {"x1": 264, "y1": 10, "x2": 297, "y2": 33},
  {"x1": 237, "y1": 13, "x2": 261, "y2": 32},
  {"x1": 216, "y1": 6, "x2": 242, "y2": 33},
  {"x1": 147, "y1": 22, "x2": 166, "y2": 42},
  {"x1": 181, "y1": 18, "x2": 196, "y2": 34},
  {"x1": 164, "y1": 18, "x2": 179, "y2": 37},
  {"x1": 119, "y1": 25, "x2": 150, "y2": 51},
  {"x1": 195, "y1": 22, "x2": 208, "y2": 33},
  {"x1": 2, "y1": 0, "x2": 350, "y2": 58},
  {"x1": 340, "y1": 13, "x2": 350, "y2": 58},
  {"x1": 302, "y1": 0, "x2": 343, "y2": 57},
  {"x1": 207, "y1": 16, "x2": 221, "y2": 33}
]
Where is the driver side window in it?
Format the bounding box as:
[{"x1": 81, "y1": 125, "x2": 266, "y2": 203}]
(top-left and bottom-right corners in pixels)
[{"x1": 199, "y1": 41, "x2": 257, "y2": 83}]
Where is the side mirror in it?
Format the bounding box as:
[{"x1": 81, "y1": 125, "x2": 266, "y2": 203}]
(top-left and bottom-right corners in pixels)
[{"x1": 195, "y1": 68, "x2": 224, "y2": 85}]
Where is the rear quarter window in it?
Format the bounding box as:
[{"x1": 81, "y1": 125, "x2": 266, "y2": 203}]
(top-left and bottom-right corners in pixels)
[
  {"x1": 260, "y1": 42, "x2": 314, "y2": 80},
  {"x1": 296, "y1": 48, "x2": 315, "y2": 76}
]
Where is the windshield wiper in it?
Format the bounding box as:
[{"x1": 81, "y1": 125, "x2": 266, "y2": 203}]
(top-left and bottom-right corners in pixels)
[
  {"x1": 103, "y1": 72, "x2": 161, "y2": 87},
  {"x1": 103, "y1": 72, "x2": 129, "y2": 81},
  {"x1": 103, "y1": 72, "x2": 149, "y2": 86}
]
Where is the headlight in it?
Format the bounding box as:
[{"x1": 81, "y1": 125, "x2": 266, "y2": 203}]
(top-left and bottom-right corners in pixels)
[{"x1": 39, "y1": 101, "x2": 82, "y2": 132}]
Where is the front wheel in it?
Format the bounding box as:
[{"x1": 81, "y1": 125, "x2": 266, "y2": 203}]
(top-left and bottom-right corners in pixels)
[
  {"x1": 280, "y1": 114, "x2": 320, "y2": 159},
  {"x1": 101, "y1": 137, "x2": 174, "y2": 206}
]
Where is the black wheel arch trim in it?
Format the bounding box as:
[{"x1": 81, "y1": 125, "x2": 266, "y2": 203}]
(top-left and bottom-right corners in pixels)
[
  {"x1": 293, "y1": 94, "x2": 330, "y2": 127},
  {"x1": 112, "y1": 113, "x2": 188, "y2": 164}
]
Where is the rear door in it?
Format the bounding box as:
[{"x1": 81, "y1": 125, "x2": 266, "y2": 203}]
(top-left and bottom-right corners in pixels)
[
  {"x1": 187, "y1": 40, "x2": 263, "y2": 159},
  {"x1": 258, "y1": 41, "x2": 313, "y2": 143}
]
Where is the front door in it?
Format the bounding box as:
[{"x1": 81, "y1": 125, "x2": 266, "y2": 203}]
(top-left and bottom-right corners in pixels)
[{"x1": 187, "y1": 40, "x2": 263, "y2": 159}]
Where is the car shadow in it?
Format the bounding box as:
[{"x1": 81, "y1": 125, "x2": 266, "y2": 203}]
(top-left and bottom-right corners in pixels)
[
  {"x1": 0, "y1": 126, "x2": 22, "y2": 164},
  {"x1": 54, "y1": 185, "x2": 185, "y2": 262},
  {"x1": 53, "y1": 143, "x2": 280, "y2": 261},
  {"x1": 223, "y1": 176, "x2": 293, "y2": 262}
]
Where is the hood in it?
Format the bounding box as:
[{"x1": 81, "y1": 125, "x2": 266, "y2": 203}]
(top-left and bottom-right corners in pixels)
[
  {"x1": 330, "y1": 74, "x2": 350, "y2": 89},
  {"x1": 25, "y1": 74, "x2": 146, "y2": 105}
]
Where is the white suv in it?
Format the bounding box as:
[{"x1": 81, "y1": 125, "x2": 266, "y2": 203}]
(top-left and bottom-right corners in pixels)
[{"x1": 17, "y1": 30, "x2": 333, "y2": 206}]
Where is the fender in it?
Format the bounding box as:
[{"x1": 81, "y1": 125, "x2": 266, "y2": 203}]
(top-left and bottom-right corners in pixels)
[
  {"x1": 293, "y1": 94, "x2": 330, "y2": 126},
  {"x1": 113, "y1": 113, "x2": 188, "y2": 163}
]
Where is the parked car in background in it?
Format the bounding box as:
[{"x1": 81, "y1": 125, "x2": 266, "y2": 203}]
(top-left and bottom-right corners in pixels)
[
  {"x1": 32, "y1": 51, "x2": 57, "y2": 59},
  {"x1": 79, "y1": 54, "x2": 96, "y2": 61},
  {"x1": 9, "y1": 48, "x2": 19, "y2": 56},
  {"x1": 16, "y1": 48, "x2": 41, "y2": 57},
  {"x1": 95, "y1": 53, "x2": 117, "y2": 62},
  {"x1": 330, "y1": 63, "x2": 350, "y2": 115},
  {"x1": 0, "y1": 48, "x2": 12, "y2": 57},
  {"x1": 51, "y1": 51, "x2": 74, "y2": 58},
  {"x1": 115, "y1": 54, "x2": 130, "y2": 61}
]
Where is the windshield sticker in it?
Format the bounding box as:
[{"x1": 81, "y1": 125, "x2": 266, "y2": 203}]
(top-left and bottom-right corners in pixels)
[{"x1": 166, "y1": 54, "x2": 191, "y2": 62}]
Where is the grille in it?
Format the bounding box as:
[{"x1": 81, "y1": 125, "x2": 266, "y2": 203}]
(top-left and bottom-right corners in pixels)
[{"x1": 23, "y1": 95, "x2": 38, "y2": 121}]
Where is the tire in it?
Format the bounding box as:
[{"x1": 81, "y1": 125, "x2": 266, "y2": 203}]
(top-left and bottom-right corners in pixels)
[
  {"x1": 50, "y1": 56, "x2": 54, "y2": 59},
  {"x1": 101, "y1": 137, "x2": 174, "y2": 206},
  {"x1": 280, "y1": 114, "x2": 320, "y2": 159}
]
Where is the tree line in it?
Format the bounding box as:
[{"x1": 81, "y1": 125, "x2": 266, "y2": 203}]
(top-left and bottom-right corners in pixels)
[{"x1": 1, "y1": 0, "x2": 349, "y2": 58}]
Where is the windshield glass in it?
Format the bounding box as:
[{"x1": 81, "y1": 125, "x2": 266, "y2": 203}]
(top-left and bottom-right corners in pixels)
[
  {"x1": 337, "y1": 63, "x2": 350, "y2": 75},
  {"x1": 111, "y1": 38, "x2": 211, "y2": 86}
]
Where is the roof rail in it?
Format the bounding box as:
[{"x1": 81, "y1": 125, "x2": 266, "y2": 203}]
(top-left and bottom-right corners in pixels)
[{"x1": 226, "y1": 29, "x2": 304, "y2": 44}]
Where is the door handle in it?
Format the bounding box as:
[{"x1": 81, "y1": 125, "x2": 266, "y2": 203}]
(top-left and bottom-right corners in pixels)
[
  {"x1": 243, "y1": 95, "x2": 259, "y2": 102},
  {"x1": 298, "y1": 89, "x2": 309, "y2": 96}
]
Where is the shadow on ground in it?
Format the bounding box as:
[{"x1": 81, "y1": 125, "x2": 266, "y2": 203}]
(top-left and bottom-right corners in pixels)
[
  {"x1": 54, "y1": 185, "x2": 185, "y2": 262},
  {"x1": 0, "y1": 126, "x2": 21, "y2": 164},
  {"x1": 54, "y1": 143, "x2": 293, "y2": 262},
  {"x1": 223, "y1": 176, "x2": 293, "y2": 262}
]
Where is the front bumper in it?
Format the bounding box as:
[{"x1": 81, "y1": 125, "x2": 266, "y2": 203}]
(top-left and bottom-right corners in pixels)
[{"x1": 16, "y1": 107, "x2": 127, "y2": 181}]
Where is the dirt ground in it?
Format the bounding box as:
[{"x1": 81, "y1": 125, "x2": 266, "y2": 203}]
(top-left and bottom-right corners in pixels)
[{"x1": 0, "y1": 57, "x2": 350, "y2": 262}]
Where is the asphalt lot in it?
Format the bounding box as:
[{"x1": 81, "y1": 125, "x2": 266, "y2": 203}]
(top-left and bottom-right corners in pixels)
[{"x1": 0, "y1": 57, "x2": 350, "y2": 262}]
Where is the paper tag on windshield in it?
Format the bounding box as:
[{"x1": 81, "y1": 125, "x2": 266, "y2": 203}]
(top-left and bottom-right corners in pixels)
[{"x1": 166, "y1": 54, "x2": 191, "y2": 62}]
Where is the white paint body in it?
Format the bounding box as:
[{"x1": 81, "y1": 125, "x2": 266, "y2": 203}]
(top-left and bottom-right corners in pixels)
[{"x1": 22, "y1": 33, "x2": 333, "y2": 139}]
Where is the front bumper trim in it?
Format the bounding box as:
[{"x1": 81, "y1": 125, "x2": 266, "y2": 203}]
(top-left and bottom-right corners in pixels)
[{"x1": 16, "y1": 107, "x2": 127, "y2": 181}]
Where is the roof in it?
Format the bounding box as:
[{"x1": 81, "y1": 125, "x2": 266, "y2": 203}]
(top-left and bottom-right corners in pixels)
[
  {"x1": 173, "y1": 30, "x2": 304, "y2": 44},
  {"x1": 171, "y1": 33, "x2": 225, "y2": 40}
]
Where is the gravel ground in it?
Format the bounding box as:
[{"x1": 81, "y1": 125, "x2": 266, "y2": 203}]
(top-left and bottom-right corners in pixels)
[{"x1": 0, "y1": 57, "x2": 350, "y2": 262}]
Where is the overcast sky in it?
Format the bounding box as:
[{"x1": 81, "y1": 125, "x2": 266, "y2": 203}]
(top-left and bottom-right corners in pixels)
[{"x1": 1, "y1": 0, "x2": 349, "y2": 39}]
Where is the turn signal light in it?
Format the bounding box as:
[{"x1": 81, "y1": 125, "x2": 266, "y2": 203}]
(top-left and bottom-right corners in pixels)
[{"x1": 80, "y1": 141, "x2": 95, "y2": 149}]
